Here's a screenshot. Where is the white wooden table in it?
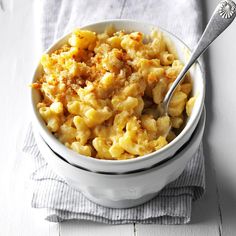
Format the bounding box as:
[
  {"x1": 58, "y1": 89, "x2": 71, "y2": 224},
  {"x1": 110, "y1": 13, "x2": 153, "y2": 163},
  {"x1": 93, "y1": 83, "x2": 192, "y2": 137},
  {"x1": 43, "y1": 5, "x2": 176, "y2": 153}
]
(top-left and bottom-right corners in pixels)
[{"x1": 0, "y1": 0, "x2": 236, "y2": 235}]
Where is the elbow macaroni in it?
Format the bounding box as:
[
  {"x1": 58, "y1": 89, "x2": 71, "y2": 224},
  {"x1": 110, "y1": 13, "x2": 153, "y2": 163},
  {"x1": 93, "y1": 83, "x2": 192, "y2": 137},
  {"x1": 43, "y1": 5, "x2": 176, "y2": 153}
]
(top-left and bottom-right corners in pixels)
[{"x1": 32, "y1": 26, "x2": 196, "y2": 160}]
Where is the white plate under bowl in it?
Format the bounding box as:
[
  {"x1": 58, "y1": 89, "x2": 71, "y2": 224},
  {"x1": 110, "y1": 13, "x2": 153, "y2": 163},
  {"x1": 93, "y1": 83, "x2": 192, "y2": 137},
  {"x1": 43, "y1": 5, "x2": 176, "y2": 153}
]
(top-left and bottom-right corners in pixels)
[
  {"x1": 31, "y1": 19, "x2": 205, "y2": 174},
  {"x1": 33, "y1": 108, "x2": 205, "y2": 208}
]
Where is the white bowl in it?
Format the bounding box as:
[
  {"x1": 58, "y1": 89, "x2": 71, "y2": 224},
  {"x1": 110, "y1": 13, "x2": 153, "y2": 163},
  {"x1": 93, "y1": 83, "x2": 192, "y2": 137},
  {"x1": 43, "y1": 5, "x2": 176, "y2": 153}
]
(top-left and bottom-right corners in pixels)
[
  {"x1": 31, "y1": 19, "x2": 205, "y2": 174},
  {"x1": 33, "y1": 108, "x2": 205, "y2": 208}
]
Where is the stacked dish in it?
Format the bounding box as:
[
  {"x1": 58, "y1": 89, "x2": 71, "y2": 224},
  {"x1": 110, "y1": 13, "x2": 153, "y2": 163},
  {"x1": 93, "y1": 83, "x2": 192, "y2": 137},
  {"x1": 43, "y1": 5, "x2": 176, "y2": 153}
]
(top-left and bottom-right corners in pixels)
[{"x1": 31, "y1": 20, "x2": 205, "y2": 208}]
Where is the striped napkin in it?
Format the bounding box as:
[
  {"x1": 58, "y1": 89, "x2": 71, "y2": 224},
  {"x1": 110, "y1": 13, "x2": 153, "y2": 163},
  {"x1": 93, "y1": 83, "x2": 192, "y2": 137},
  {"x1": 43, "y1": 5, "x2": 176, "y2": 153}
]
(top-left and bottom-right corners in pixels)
[{"x1": 24, "y1": 0, "x2": 205, "y2": 224}]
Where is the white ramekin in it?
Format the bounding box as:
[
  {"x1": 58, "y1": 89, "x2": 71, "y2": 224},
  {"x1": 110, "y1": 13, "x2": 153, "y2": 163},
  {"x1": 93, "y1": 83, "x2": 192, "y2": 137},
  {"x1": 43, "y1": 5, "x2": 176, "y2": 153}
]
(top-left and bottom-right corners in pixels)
[
  {"x1": 31, "y1": 19, "x2": 205, "y2": 174},
  {"x1": 33, "y1": 109, "x2": 205, "y2": 208}
]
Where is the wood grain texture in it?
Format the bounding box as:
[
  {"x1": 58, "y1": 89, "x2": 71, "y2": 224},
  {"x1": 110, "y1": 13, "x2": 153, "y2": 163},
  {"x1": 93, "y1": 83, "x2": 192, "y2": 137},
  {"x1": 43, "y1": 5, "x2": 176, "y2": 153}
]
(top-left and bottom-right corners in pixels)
[
  {"x1": 1, "y1": 0, "x2": 235, "y2": 235},
  {"x1": 0, "y1": 0, "x2": 59, "y2": 235},
  {"x1": 60, "y1": 221, "x2": 134, "y2": 236}
]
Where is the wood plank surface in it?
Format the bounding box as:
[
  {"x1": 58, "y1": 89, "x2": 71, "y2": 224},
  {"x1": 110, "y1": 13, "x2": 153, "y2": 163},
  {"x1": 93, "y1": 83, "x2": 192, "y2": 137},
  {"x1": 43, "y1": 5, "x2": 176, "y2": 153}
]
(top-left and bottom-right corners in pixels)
[
  {"x1": 60, "y1": 221, "x2": 134, "y2": 236},
  {"x1": 205, "y1": 1, "x2": 236, "y2": 235},
  {"x1": 1, "y1": 0, "x2": 236, "y2": 235},
  {"x1": 0, "y1": 0, "x2": 59, "y2": 235}
]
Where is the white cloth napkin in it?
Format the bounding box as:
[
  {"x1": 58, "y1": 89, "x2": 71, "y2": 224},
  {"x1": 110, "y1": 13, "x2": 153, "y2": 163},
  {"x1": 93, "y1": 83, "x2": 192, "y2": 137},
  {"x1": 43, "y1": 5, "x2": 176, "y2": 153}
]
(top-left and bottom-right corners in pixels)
[{"x1": 25, "y1": 0, "x2": 205, "y2": 224}]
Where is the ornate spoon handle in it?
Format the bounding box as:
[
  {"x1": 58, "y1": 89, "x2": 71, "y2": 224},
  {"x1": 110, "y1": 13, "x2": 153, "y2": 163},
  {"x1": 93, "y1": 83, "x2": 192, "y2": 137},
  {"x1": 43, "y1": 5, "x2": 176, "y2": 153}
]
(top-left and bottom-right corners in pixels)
[{"x1": 162, "y1": 0, "x2": 236, "y2": 114}]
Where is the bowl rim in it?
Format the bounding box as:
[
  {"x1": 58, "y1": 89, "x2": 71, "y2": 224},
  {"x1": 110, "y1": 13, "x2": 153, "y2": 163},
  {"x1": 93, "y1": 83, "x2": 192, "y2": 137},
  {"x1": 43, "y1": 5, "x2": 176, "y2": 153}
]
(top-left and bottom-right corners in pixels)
[{"x1": 31, "y1": 19, "x2": 205, "y2": 167}]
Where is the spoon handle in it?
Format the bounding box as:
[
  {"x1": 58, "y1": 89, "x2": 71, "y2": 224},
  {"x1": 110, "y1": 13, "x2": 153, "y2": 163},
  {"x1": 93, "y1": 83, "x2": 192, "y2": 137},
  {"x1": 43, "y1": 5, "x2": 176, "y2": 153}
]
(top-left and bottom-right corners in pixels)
[{"x1": 163, "y1": 0, "x2": 236, "y2": 113}]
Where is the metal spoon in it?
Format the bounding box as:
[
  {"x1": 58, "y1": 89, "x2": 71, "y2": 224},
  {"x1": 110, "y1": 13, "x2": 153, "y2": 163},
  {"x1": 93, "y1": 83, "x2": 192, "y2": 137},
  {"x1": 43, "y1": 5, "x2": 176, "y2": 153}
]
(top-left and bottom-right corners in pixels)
[{"x1": 160, "y1": 0, "x2": 236, "y2": 116}]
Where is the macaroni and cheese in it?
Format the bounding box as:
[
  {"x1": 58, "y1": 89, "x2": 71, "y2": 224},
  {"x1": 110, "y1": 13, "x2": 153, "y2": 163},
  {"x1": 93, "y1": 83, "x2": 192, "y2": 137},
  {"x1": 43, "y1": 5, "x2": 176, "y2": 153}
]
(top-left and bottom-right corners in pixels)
[{"x1": 32, "y1": 27, "x2": 195, "y2": 160}]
